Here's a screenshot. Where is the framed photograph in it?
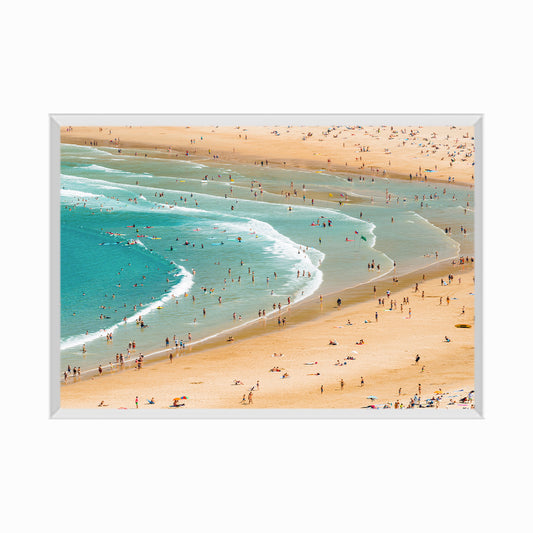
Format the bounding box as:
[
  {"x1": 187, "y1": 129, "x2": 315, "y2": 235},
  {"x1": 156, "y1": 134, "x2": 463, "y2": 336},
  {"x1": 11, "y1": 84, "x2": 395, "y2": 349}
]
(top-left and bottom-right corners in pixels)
[{"x1": 51, "y1": 114, "x2": 481, "y2": 418}]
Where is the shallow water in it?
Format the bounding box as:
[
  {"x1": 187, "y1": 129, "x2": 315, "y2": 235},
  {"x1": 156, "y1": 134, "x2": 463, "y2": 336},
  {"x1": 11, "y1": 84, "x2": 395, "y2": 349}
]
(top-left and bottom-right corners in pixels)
[{"x1": 59, "y1": 144, "x2": 475, "y2": 376}]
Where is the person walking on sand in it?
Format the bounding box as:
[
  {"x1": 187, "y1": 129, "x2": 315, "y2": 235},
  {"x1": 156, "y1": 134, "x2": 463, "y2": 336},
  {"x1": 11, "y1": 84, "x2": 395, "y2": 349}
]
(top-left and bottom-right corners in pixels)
[
  {"x1": 321, "y1": 385, "x2": 324, "y2": 394},
  {"x1": 340, "y1": 379, "x2": 344, "y2": 390},
  {"x1": 135, "y1": 396, "x2": 139, "y2": 409},
  {"x1": 361, "y1": 377, "x2": 364, "y2": 387},
  {"x1": 415, "y1": 354, "x2": 420, "y2": 365},
  {"x1": 375, "y1": 311, "x2": 378, "y2": 322},
  {"x1": 169, "y1": 351, "x2": 173, "y2": 363},
  {"x1": 248, "y1": 391, "x2": 253, "y2": 404}
]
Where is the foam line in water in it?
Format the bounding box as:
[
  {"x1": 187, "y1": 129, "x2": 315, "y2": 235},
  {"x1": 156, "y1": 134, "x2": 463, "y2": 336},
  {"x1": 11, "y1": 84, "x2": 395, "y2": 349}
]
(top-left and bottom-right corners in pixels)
[
  {"x1": 410, "y1": 212, "x2": 461, "y2": 255},
  {"x1": 60, "y1": 188, "x2": 101, "y2": 199},
  {"x1": 60, "y1": 265, "x2": 194, "y2": 350}
]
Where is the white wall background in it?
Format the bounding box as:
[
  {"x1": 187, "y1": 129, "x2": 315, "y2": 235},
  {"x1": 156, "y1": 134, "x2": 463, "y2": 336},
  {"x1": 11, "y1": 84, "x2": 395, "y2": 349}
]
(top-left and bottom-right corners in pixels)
[{"x1": 1, "y1": 1, "x2": 530, "y2": 532}]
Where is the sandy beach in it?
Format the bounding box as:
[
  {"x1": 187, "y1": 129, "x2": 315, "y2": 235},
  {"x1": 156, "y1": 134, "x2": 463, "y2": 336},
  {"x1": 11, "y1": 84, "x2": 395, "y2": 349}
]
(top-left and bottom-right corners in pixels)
[
  {"x1": 59, "y1": 124, "x2": 476, "y2": 411},
  {"x1": 61, "y1": 263, "x2": 475, "y2": 410},
  {"x1": 61, "y1": 124, "x2": 475, "y2": 185}
]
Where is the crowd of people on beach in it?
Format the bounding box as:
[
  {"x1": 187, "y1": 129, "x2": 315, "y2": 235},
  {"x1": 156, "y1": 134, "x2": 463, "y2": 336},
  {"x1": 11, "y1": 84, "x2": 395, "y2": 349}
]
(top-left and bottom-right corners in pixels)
[{"x1": 62, "y1": 128, "x2": 475, "y2": 412}]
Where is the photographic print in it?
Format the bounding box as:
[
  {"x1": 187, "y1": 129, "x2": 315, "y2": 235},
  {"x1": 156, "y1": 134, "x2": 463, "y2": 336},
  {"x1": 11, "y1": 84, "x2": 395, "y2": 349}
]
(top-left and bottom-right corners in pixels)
[{"x1": 52, "y1": 115, "x2": 480, "y2": 416}]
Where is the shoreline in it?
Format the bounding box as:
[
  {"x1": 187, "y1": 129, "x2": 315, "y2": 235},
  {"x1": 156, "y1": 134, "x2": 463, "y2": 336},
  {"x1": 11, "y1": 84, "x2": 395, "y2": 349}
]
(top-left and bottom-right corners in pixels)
[
  {"x1": 60, "y1": 145, "x2": 473, "y2": 382},
  {"x1": 60, "y1": 125, "x2": 475, "y2": 187},
  {"x1": 60, "y1": 263, "x2": 475, "y2": 409},
  {"x1": 62, "y1": 258, "x2": 474, "y2": 390},
  {"x1": 59, "y1": 127, "x2": 476, "y2": 409},
  {"x1": 61, "y1": 215, "x2": 470, "y2": 382}
]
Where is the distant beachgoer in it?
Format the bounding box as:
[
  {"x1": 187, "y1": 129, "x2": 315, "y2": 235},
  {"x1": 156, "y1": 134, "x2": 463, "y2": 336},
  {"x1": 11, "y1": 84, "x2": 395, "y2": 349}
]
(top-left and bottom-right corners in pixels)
[
  {"x1": 361, "y1": 377, "x2": 364, "y2": 387},
  {"x1": 135, "y1": 396, "x2": 139, "y2": 408}
]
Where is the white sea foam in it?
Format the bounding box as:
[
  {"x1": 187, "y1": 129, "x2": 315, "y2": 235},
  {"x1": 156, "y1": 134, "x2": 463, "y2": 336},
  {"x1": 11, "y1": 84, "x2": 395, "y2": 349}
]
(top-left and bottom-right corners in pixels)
[
  {"x1": 411, "y1": 212, "x2": 461, "y2": 255},
  {"x1": 215, "y1": 217, "x2": 326, "y2": 304},
  {"x1": 60, "y1": 188, "x2": 100, "y2": 199},
  {"x1": 87, "y1": 164, "x2": 129, "y2": 174},
  {"x1": 60, "y1": 265, "x2": 194, "y2": 350}
]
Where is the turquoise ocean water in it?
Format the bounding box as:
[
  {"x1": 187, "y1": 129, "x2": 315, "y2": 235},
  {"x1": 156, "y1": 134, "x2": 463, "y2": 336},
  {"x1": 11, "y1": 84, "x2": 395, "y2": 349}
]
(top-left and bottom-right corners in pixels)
[{"x1": 60, "y1": 144, "x2": 475, "y2": 377}]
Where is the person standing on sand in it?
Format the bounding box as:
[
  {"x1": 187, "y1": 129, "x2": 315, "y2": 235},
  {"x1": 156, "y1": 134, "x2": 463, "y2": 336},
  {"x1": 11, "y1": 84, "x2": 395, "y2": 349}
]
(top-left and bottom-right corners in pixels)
[
  {"x1": 361, "y1": 377, "x2": 364, "y2": 387},
  {"x1": 375, "y1": 311, "x2": 378, "y2": 322},
  {"x1": 415, "y1": 354, "x2": 420, "y2": 365},
  {"x1": 340, "y1": 379, "x2": 344, "y2": 390},
  {"x1": 321, "y1": 385, "x2": 324, "y2": 394},
  {"x1": 169, "y1": 351, "x2": 173, "y2": 363},
  {"x1": 135, "y1": 396, "x2": 139, "y2": 409},
  {"x1": 248, "y1": 391, "x2": 253, "y2": 404}
]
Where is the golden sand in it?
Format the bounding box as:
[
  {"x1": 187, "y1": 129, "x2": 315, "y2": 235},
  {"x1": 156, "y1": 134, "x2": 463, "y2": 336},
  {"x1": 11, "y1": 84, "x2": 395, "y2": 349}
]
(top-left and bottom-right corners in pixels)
[
  {"x1": 61, "y1": 268, "x2": 475, "y2": 410},
  {"x1": 61, "y1": 124, "x2": 475, "y2": 185},
  {"x1": 59, "y1": 124, "x2": 475, "y2": 410}
]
